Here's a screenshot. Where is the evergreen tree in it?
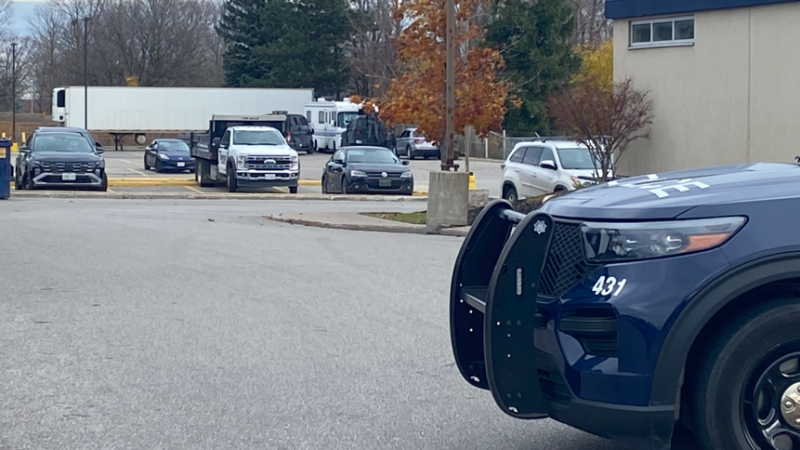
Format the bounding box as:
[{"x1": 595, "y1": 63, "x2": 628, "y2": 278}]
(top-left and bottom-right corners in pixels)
[
  {"x1": 217, "y1": 0, "x2": 350, "y2": 97},
  {"x1": 485, "y1": 0, "x2": 580, "y2": 134}
]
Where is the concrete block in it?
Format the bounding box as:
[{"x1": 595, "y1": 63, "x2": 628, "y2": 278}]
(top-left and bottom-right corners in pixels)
[
  {"x1": 426, "y1": 171, "x2": 470, "y2": 233},
  {"x1": 467, "y1": 189, "x2": 490, "y2": 225}
]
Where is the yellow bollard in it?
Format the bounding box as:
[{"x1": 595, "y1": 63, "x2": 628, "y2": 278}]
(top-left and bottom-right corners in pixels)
[
  {"x1": 21, "y1": 132, "x2": 26, "y2": 143},
  {"x1": 469, "y1": 173, "x2": 475, "y2": 190},
  {"x1": 11, "y1": 143, "x2": 17, "y2": 153}
]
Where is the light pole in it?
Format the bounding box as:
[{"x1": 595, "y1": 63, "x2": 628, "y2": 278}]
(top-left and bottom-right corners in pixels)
[
  {"x1": 442, "y1": 0, "x2": 455, "y2": 171},
  {"x1": 83, "y1": 16, "x2": 89, "y2": 129},
  {"x1": 11, "y1": 42, "x2": 16, "y2": 145}
]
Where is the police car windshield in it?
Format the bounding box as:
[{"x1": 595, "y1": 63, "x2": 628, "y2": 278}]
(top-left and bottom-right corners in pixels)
[
  {"x1": 557, "y1": 147, "x2": 596, "y2": 170},
  {"x1": 345, "y1": 148, "x2": 398, "y2": 164},
  {"x1": 33, "y1": 134, "x2": 94, "y2": 153},
  {"x1": 233, "y1": 130, "x2": 284, "y2": 146}
]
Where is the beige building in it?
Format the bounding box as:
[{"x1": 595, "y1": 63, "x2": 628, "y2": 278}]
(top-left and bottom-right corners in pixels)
[{"x1": 606, "y1": 0, "x2": 800, "y2": 176}]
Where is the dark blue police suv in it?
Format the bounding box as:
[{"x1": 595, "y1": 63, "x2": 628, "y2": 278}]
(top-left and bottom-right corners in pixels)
[{"x1": 451, "y1": 162, "x2": 800, "y2": 450}]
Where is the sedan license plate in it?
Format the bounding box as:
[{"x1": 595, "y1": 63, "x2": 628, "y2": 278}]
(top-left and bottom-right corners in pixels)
[
  {"x1": 379, "y1": 179, "x2": 392, "y2": 187},
  {"x1": 264, "y1": 174, "x2": 276, "y2": 180},
  {"x1": 62, "y1": 173, "x2": 77, "y2": 181},
  {"x1": 177, "y1": 162, "x2": 185, "y2": 167}
]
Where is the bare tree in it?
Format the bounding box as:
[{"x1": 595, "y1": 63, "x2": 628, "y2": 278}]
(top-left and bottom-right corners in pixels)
[
  {"x1": 345, "y1": 0, "x2": 403, "y2": 98},
  {"x1": 546, "y1": 77, "x2": 653, "y2": 182},
  {"x1": 24, "y1": 0, "x2": 225, "y2": 110},
  {"x1": 0, "y1": 0, "x2": 10, "y2": 31},
  {"x1": 569, "y1": 0, "x2": 611, "y2": 47}
]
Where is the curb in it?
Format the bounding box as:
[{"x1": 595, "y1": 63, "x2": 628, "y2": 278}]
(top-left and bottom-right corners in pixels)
[
  {"x1": 10, "y1": 178, "x2": 325, "y2": 188},
  {"x1": 268, "y1": 214, "x2": 469, "y2": 236},
  {"x1": 9, "y1": 191, "x2": 428, "y2": 202}
]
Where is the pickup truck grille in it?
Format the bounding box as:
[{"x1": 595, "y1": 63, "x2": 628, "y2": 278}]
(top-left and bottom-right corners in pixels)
[
  {"x1": 41, "y1": 162, "x2": 96, "y2": 173},
  {"x1": 539, "y1": 221, "x2": 592, "y2": 298},
  {"x1": 245, "y1": 156, "x2": 292, "y2": 170}
]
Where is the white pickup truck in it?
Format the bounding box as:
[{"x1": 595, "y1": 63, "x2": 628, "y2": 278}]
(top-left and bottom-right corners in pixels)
[{"x1": 189, "y1": 115, "x2": 300, "y2": 193}]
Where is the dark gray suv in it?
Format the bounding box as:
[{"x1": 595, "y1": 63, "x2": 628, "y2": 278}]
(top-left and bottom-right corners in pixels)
[{"x1": 286, "y1": 114, "x2": 315, "y2": 154}]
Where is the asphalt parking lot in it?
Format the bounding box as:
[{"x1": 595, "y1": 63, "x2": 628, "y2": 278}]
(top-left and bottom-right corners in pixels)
[
  {"x1": 0, "y1": 197, "x2": 618, "y2": 450},
  {"x1": 100, "y1": 148, "x2": 505, "y2": 197}
]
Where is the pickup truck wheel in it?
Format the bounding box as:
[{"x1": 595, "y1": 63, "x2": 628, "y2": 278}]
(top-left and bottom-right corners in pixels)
[
  {"x1": 226, "y1": 164, "x2": 238, "y2": 193},
  {"x1": 693, "y1": 298, "x2": 800, "y2": 450},
  {"x1": 341, "y1": 178, "x2": 348, "y2": 194},
  {"x1": 15, "y1": 170, "x2": 23, "y2": 190},
  {"x1": 289, "y1": 186, "x2": 298, "y2": 194},
  {"x1": 321, "y1": 176, "x2": 327, "y2": 194}
]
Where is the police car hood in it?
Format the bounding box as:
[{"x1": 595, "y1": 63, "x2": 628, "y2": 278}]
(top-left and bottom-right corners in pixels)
[{"x1": 540, "y1": 162, "x2": 800, "y2": 220}]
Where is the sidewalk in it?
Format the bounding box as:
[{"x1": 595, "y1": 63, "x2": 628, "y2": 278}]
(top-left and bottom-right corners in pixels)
[{"x1": 268, "y1": 211, "x2": 470, "y2": 236}]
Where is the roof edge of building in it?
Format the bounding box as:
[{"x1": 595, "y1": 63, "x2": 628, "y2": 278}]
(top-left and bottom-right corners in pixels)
[{"x1": 605, "y1": 0, "x2": 800, "y2": 19}]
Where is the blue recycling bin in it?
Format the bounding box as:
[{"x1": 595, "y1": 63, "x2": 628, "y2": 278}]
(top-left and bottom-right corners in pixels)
[{"x1": 0, "y1": 138, "x2": 11, "y2": 199}]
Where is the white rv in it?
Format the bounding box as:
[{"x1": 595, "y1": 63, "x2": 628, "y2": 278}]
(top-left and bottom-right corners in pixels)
[{"x1": 304, "y1": 98, "x2": 361, "y2": 153}]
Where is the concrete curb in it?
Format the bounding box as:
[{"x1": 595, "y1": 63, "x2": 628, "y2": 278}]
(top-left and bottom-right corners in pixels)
[
  {"x1": 9, "y1": 191, "x2": 428, "y2": 202},
  {"x1": 9, "y1": 178, "x2": 324, "y2": 187},
  {"x1": 268, "y1": 213, "x2": 469, "y2": 236}
]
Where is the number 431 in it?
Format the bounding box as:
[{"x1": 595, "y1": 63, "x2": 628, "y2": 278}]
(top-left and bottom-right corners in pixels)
[{"x1": 591, "y1": 276, "x2": 628, "y2": 297}]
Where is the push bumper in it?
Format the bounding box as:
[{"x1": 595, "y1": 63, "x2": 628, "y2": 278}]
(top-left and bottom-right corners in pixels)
[
  {"x1": 450, "y1": 200, "x2": 675, "y2": 450},
  {"x1": 235, "y1": 170, "x2": 299, "y2": 188}
]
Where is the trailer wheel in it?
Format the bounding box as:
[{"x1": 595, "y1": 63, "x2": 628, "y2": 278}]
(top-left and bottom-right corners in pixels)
[{"x1": 693, "y1": 298, "x2": 800, "y2": 450}]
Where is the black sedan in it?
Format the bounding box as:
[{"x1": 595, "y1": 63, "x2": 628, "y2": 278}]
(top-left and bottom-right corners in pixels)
[
  {"x1": 321, "y1": 146, "x2": 413, "y2": 195},
  {"x1": 143, "y1": 139, "x2": 195, "y2": 173}
]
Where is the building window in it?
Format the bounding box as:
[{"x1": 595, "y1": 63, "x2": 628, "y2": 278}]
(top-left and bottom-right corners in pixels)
[{"x1": 630, "y1": 16, "x2": 694, "y2": 48}]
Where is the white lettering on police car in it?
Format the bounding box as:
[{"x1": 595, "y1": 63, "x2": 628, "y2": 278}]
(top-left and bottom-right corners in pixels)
[
  {"x1": 592, "y1": 276, "x2": 627, "y2": 297},
  {"x1": 648, "y1": 179, "x2": 710, "y2": 198}
]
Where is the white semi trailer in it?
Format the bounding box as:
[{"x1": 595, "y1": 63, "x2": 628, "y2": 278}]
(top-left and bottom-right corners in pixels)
[{"x1": 51, "y1": 86, "x2": 314, "y2": 150}]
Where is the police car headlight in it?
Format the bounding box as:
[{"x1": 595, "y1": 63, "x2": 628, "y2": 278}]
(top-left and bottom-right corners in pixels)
[
  {"x1": 581, "y1": 217, "x2": 747, "y2": 262},
  {"x1": 401, "y1": 172, "x2": 412, "y2": 178}
]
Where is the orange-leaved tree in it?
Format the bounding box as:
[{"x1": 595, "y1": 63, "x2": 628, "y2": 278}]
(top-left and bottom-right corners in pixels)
[{"x1": 352, "y1": 0, "x2": 515, "y2": 154}]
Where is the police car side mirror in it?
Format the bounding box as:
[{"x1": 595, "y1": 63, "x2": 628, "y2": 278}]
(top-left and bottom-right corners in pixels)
[{"x1": 402, "y1": 160, "x2": 409, "y2": 166}]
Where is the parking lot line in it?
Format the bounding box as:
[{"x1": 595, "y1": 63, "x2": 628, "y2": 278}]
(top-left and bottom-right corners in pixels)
[
  {"x1": 128, "y1": 168, "x2": 149, "y2": 177},
  {"x1": 184, "y1": 186, "x2": 203, "y2": 194}
]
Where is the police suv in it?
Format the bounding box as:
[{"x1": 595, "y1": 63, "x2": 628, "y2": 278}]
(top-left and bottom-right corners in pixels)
[{"x1": 451, "y1": 163, "x2": 800, "y2": 450}]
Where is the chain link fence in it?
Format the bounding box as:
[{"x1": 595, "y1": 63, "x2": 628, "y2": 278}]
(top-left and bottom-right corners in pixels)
[{"x1": 390, "y1": 123, "x2": 542, "y2": 161}]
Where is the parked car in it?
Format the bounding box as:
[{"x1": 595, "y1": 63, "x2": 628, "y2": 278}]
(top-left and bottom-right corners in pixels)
[
  {"x1": 286, "y1": 113, "x2": 315, "y2": 154},
  {"x1": 395, "y1": 127, "x2": 440, "y2": 159},
  {"x1": 501, "y1": 139, "x2": 610, "y2": 202},
  {"x1": 321, "y1": 145, "x2": 413, "y2": 195},
  {"x1": 15, "y1": 130, "x2": 107, "y2": 191},
  {"x1": 144, "y1": 139, "x2": 196, "y2": 173}
]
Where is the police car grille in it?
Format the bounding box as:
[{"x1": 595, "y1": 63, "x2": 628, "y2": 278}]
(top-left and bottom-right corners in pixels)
[{"x1": 539, "y1": 221, "x2": 591, "y2": 298}]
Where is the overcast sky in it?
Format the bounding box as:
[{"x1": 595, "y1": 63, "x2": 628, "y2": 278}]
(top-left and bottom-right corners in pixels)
[{"x1": 9, "y1": 0, "x2": 43, "y2": 37}]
